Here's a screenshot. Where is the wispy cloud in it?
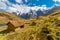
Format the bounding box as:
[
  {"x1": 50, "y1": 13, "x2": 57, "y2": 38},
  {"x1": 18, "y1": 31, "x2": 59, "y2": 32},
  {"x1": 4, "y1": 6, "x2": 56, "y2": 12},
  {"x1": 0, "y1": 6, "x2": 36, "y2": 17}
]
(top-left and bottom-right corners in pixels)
[
  {"x1": 0, "y1": 0, "x2": 7, "y2": 9},
  {"x1": 53, "y1": 0, "x2": 60, "y2": 2},
  {"x1": 0, "y1": 0, "x2": 48, "y2": 15},
  {"x1": 0, "y1": 0, "x2": 60, "y2": 15},
  {"x1": 15, "y1": 0, "x2": 23, "y2": 3},
  {"x1": 25, "y1": 0, "x2": 28, "y2": 2}
]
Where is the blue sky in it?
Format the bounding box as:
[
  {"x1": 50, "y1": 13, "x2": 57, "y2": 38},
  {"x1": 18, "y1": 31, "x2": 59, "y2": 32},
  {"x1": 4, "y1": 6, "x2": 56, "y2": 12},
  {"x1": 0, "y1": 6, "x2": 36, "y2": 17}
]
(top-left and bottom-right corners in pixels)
[
  {"x1": 0, "y1": 0, "x2": 60, "y2": 15},
  {"x1": 8, "y1": 0, "x2": 60, "y2": 7}
]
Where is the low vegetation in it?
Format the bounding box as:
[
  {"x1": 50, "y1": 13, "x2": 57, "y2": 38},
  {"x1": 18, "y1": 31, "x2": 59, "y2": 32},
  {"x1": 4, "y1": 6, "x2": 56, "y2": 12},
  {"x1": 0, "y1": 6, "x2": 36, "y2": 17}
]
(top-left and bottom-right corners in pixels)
[{"x1": 0, "y1": 11, "x2": 60, "y2": 40}]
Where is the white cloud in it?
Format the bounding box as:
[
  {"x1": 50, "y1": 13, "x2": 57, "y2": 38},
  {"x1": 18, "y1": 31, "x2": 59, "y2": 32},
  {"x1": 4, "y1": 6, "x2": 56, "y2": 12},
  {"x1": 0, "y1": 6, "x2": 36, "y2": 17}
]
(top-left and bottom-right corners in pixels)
[
  {"x1": 1, "y1": 0, "x2": 8, "y2": 2},
  {"x1": 0, "y1": 0, "x2": 49, "y2": 16},
  {"x1": 0, "y1": 2, "x2": 7, "y2": 9},
  {"x1": 53, "y1": 0, "x2": 60, "y2": 2},
  {"x1": 31, "y1": 5, "x2": 47, "y2": 11},
  {"x1": 5, "y1": 3, "x2": 47, "y2": 15},
  {"x1": 25, "y1": 0, "x2": 28, "y2": 2},
  {"x1": 10, "y1": 4, "x2": 47, "y2": 14},
  {"x1": 40, "y1": 5, "x2": 47, "y2": 10},
  {"x1": 15, "y1": 0, "x2": 23, "y2": 3},
  {"x1": 54, "y1": 4, "x2": 60, "y2": 6},
  {"x1": 0, "y1": 0, "x2": 8, "y2": 9},
  {"x1": 0, "y1": 0, "x2": 49, "y2": 14},
  {"x1": 6, "y1": 4, "x2": 31, "y2": 15},
  {"x1": 0, "y1": 0, "x2": 57, "y2": 15},
  {"x1": 7, "y1": 7, "x2": 17, "y2": 12}
]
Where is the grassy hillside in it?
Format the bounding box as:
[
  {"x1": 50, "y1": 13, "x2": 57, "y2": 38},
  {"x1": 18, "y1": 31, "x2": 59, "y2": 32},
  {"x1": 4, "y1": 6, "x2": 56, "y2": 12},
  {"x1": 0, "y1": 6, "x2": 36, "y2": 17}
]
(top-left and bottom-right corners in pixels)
[
  {"x1": 0, "y1": 11, "x2": 60, "y2": 40},
  {"x1": 0, "y1": 11, "x2": 24, "y2": 24}
]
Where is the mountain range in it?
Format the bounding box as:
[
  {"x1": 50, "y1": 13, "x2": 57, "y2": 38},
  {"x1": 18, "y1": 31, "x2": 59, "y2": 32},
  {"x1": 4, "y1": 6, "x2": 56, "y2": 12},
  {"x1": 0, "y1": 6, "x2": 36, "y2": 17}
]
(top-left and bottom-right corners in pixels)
[
  {"x1": 0, "y1": 5, "x2": 60, "y2": 40},
  {"x1": 12, "y1": 6, "x2": 60, "y2": 19}
]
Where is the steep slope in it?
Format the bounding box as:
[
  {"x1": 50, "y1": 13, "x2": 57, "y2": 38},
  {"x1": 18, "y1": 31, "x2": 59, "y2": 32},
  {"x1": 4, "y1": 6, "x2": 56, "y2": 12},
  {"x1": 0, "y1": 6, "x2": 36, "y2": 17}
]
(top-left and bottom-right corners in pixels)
[
  {"x1": 45, "y1": 6, "x2": 60, "y2": 16},
  {"x1": 0, "y1": 11, "x2": 23, "y2": 24}
]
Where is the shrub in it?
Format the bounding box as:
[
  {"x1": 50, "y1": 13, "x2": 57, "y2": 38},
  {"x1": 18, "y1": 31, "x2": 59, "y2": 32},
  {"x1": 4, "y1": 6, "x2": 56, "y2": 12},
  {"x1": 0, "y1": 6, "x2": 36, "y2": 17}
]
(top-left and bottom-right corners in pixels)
[
  {"x1": 55, "y1": 20, "x2": 60, "y2": 26},
  {"x1": 31, "y1": 22, "x2": 36, "y2": 26}
]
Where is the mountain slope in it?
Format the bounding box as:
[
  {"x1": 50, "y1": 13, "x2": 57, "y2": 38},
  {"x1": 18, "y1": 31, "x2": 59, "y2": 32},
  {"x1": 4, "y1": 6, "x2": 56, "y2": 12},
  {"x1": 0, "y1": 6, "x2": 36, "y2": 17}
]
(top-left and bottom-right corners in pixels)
[
  {"x1": 0, "y1": 6, "x2": 60, "y2": 40},
  {"x1": 0, "y1": 9, "x2": 60, "y2": 40},
  {"x1": 13, "y1": 9, "x2": 44, "y2": 19},
  {"x1": 0, "y1": 11, "x2": 23, "y2": 24},
  {"x1": 45, "y1": 6, "x2": 60, "y2": 16}
]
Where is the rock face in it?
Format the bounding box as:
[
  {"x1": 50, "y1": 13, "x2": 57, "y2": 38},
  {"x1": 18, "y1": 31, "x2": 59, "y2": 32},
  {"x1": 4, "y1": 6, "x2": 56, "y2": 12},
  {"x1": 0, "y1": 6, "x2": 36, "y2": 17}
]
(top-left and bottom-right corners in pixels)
[
  {"x1": 12, "y1": 6, "x2": 60, "y2": 19},
  {"x1": 12, "y1": 9, "x2": 44, "y2": 19},
  {"x1": 19, "y1": 9, "x2": 44, "y2": 19}
]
